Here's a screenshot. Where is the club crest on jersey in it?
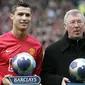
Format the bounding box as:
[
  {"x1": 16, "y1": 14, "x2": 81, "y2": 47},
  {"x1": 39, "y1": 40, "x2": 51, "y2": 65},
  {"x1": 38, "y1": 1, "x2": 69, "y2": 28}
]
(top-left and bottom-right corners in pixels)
[{"x1": 29, "y1": 48, "x2": 35, "y2": 56}]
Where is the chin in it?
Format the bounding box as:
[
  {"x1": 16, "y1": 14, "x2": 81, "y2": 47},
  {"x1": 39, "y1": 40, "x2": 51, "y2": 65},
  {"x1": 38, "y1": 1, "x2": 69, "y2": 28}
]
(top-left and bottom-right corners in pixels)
[
  {"x1": 19, "y1": 28, "x2": 27, "y2": 31},
  {"x1": 73, "y1": 36, "x2": 83, "y2": 40}
]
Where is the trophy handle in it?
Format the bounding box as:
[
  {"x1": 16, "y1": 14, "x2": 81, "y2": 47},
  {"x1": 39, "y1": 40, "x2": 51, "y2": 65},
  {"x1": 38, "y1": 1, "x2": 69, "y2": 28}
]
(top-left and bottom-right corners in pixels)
[{"x1": 67, "y1": 82, "x2": 85, "y2": 85}]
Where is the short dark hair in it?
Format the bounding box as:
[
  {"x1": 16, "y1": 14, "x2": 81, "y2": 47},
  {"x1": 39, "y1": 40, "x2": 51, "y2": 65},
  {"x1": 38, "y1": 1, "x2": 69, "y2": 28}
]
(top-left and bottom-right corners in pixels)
[{"x1": 11, "y1": 0, "x2": 31, "y2": 14}]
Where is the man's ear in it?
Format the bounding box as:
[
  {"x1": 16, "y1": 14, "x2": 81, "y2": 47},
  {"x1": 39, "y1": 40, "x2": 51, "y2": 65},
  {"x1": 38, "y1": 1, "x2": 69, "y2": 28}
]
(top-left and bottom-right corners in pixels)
[
  {"x1": 10, "y1": 13, "x2": 14, "y2": 20},
  {"x1": 64, "y1": 23, "x2": 67, "y2": 30}
]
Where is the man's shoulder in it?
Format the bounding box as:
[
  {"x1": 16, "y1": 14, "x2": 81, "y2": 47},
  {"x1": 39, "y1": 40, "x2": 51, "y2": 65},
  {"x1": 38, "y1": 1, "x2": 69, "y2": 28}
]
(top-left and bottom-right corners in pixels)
[
  {"x1": 28, "y1": 35, "x2": 42, "y2": 46},
  {"x1": 46, "y1": 37, "x2": 66, "y2": 52},
  {"x1": 46, "y1": 39, "x2": 61, "y2": 49},
  {"x1": 49, "y1": 38, "x2": 64, "y2": 47},
  {"x1": 0, "y1": 32, "x2": 11, "y2": 39}
]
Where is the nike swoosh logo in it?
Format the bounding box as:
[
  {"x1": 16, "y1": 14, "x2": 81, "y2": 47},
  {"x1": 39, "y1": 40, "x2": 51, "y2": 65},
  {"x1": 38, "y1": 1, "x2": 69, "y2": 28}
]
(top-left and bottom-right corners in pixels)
[{"x1": 6, "y1": 50, "x2": 12, "y2": 53}]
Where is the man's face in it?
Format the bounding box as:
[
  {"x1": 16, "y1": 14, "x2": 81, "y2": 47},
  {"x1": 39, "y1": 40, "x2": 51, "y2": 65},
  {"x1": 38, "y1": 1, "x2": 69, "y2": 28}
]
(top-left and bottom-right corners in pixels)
[
  {"x1": 64, "y1": 13, "x2": 85, "y2": 39},
  {"x1": 10, "y1": 6, "x2": 31, "y2": 31}
]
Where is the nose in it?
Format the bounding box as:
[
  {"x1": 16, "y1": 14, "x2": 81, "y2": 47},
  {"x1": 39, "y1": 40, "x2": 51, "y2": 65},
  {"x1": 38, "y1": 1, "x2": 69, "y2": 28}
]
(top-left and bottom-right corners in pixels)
[
  {"x1": 22, "y1": 14, "x2": 27, "y2": 20},
  {"x1": 74, "y1": 22, "x2": 79, "y2": 27}
]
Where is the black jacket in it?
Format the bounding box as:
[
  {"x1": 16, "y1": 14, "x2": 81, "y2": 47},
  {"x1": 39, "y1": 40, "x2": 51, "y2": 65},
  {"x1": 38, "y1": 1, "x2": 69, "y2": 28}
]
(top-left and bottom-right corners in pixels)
[{"x1": 40, "y1": 32, "x2": 85, "y2": 85}]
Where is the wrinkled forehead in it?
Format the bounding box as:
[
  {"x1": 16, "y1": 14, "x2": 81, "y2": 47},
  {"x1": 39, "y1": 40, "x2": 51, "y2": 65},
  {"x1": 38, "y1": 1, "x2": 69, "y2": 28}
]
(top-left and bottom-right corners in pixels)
[
  {"x1": 66, "y1": 13, "x2": 84, "y2": 22},
  {"x1": 15, "y1": 6, "x2": 31, "y2": 14}
]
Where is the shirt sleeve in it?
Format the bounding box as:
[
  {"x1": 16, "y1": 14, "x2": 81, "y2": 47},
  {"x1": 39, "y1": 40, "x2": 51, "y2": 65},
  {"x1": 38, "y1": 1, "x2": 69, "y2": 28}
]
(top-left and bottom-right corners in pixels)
[
  {"x1": 32, "y1": 45, "x2": 43, "y2": 76},
  {"x1": 40, "y1": 46, "x2": 63, "y2": 85},
  {"x1": 0, "y1": 44, "x2": 4, "y2": 85},
  {"x1": 0, "y1": 75, "x2": 3, "y2": 85}
]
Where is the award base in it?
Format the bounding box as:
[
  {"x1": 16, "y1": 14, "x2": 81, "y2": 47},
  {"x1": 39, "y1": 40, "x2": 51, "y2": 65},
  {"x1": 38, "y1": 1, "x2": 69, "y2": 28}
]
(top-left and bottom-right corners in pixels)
[
  {"x1": 9, "y1": 76, "x2": 41, "y2": 85},
  {"x1": 67, "y1": 83, "x2": 85, "y2": 85}
]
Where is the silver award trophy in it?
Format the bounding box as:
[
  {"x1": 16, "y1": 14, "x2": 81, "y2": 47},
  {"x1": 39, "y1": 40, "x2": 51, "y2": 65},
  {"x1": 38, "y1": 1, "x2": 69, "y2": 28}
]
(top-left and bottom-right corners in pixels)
[
  {"x1": 67, "y1": 58, "x2": 85, "y2": 85},
  {"x1": 10, "y1": 52, "x2": 41, "y2": 85}
]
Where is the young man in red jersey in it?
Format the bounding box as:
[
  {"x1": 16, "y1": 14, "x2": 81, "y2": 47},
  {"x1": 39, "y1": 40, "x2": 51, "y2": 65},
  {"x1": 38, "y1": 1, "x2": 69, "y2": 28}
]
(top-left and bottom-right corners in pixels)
[{"x1": 0, "y1": 0, "x2": 43, "y2": 85}]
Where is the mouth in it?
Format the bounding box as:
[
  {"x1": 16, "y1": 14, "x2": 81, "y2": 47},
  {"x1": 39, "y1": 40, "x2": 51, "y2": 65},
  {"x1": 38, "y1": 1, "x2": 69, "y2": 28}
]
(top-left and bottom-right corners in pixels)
[
  {"x1": 20, "y1": 21, "x2": 28, "y2": 24},
  {"x1": 20, "y1": 22, "x2": 27, "y2": 24},
  {"x1": 74, "y1": 30, "x2": 81, "y2": 35},
  {"x1": 20, "y1": 23, "x2": 28, "y2": 27}
]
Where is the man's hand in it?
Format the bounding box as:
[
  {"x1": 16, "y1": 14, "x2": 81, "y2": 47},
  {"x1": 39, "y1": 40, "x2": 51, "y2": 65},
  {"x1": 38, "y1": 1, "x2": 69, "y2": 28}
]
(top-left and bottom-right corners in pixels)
[
  {"x1": 61, "y1": 77, "x2": 70, "y2": 85},
  {"x1": 2, "y1": 75, "x2": 12, "y2": 85},
  {"x1": 33, "y1": 74, "x2": 42, "y2": 85}
]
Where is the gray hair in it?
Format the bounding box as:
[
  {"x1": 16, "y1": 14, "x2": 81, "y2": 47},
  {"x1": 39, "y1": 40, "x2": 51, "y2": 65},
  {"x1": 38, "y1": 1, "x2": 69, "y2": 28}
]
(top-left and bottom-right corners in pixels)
[{"x1": 64, "y1": 9, "x2": 85, "y2": 23}]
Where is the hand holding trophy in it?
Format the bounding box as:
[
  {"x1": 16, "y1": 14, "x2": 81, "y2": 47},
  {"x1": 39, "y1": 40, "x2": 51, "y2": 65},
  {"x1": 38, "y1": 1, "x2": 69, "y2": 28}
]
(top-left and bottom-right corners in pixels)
[
  {"x1": 67, "y1": 58, "x2": 85, "y2": 85},
  {"x1": 9, "y1": 52, "x2": 40, "y2": 85}
]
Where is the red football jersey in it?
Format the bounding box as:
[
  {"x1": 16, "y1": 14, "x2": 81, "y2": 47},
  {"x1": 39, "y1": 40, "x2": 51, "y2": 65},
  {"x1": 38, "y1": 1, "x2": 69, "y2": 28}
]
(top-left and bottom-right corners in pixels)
[{"x1": 0, "y1": 31, "x2": 43, "y2": 84}]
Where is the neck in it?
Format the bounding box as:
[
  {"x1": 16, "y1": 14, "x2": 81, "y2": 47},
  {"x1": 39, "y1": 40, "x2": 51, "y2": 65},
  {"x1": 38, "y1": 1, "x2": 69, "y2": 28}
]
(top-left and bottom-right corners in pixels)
[
  {"x1": 68, "y1": 36, "x2": 83, "y2": 40},
  {"x1": 11, "y1": 29, "x2": 28, "y2": 40}
]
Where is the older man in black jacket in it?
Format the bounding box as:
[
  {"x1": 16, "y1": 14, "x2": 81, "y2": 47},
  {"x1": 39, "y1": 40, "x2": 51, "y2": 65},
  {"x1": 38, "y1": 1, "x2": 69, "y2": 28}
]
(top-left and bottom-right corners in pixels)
[{"x1": 40, "y1": 9, "x2": 85, "y2": 85}]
